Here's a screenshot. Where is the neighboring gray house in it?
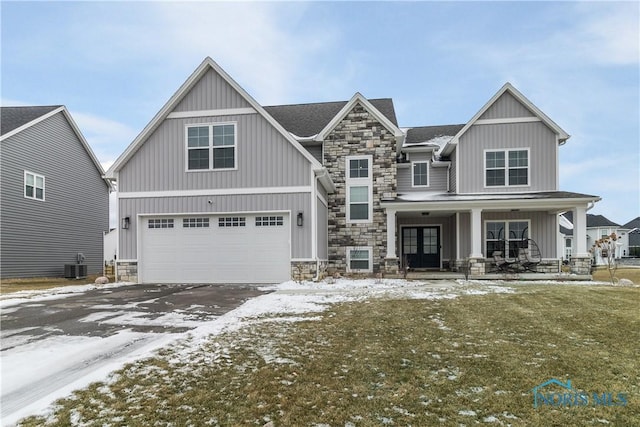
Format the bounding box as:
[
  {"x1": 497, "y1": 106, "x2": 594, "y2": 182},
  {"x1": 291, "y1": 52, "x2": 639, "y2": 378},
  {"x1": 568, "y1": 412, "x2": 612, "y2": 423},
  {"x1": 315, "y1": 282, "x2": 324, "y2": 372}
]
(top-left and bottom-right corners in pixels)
[
  {"x1": 1, "y1": 106, "x2": 110, "y2": 278},
  {"x1": 623, "y1": 217, "x2": 640, "y2": 257},
  {"x1": 106, "y1": 57, "x2": 599, "y2": 283}
]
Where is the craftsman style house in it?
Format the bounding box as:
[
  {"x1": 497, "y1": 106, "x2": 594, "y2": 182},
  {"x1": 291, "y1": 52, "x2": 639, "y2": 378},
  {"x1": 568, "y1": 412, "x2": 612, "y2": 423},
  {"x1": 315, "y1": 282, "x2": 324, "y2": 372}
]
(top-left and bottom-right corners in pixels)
[
  {"x1": 1, "y1": 106, "x2": 110, "y2": 278},
  {"x1": 106, "y1": 57, "x2": 599, "y2": 283}
]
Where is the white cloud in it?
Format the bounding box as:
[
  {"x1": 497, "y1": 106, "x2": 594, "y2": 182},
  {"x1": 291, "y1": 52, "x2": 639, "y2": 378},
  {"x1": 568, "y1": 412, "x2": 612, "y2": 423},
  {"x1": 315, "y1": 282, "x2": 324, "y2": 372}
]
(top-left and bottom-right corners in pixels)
[{"x1": 70, "y1": 111, "x2": 138, "y2": 165}]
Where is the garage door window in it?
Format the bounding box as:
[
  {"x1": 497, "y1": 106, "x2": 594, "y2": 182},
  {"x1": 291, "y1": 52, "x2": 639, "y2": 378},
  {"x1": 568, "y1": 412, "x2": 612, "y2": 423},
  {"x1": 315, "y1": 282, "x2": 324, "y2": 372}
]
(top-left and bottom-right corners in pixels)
[
  {"x1": 256, "y1": 216, "x2": 284, "y2": 226},
  {"x1": 219, "y1": 217, "x2": 246, "y2": 227},
  {"x1": 149, "y1": 219, "x2": 174, "y2": 229},
  {"x1": 183, "y1": 218, "x2": 210, "y2": 228}
]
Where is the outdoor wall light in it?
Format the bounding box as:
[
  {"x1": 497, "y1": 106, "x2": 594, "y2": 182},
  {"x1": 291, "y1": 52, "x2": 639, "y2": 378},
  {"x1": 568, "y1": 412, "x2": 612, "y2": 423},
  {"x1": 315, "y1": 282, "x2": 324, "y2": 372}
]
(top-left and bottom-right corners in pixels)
[
  {"x1": 122, "y1": 216, "x2": 130, "y2": 229},
  {"x1": 297, "y1": 212, "x2": 304, "y2": 227}
]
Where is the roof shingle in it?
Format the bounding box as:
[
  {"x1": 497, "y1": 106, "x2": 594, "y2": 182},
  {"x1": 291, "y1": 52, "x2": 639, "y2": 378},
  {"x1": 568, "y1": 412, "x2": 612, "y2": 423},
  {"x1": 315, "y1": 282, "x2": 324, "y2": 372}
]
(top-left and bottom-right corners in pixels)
[{"x1": 1, "y1": 106, "x2": 62, "y2": 136}]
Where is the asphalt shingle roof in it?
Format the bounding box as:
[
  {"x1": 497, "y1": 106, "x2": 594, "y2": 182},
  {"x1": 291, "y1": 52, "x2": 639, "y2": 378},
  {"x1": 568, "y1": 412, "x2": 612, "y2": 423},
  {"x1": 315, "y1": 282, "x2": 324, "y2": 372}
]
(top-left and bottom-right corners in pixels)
[
  {"x1": 264, "y1": 98, "x2": 397, "y2": 138},
  {"x1": 1, "y1": 106, "x2": 61, "y2": 136},
  {"x1": 404, "y1": 124, "x2": 465, "y2": 145},
  {"x1": 623, "y1": 217, "x2": 640, "y2": 230},
  {"x1": 562, "y1": 212, "x2": 621, "y2": 228}
]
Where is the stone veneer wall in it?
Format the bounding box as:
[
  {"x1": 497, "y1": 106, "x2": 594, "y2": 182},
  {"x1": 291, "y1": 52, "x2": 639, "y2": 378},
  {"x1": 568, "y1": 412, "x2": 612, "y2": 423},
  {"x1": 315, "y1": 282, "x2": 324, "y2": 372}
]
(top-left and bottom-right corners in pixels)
[
  {"x1": 291, "y1": 261, "x2": 328, "y2": 282},
  {"x1": 323, "y1": 102, "x2": 397, "y2": 274},
  {"x1": 117, "y1": 261, "x2": 138, "y2": 282}
]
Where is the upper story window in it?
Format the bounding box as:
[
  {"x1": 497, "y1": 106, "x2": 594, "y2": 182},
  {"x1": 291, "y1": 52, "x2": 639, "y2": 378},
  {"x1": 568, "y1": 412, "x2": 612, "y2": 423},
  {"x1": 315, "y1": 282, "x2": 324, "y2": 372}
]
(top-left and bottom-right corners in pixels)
[
  {"x1": 186, "y1": 123, "x2": 236, "y2": 171},
  {"x1": 412, "y1": 161, "x2": 429, "y2": 187},
  {"x1": 485, "y1": 149, "x2": 529, "y2": 187},
  {"x1": 24, "y1": 171, "x2": 45, "y2": 201},
  {"x1": 346, "y1": 155, "x2": 372, "y2": 223}
]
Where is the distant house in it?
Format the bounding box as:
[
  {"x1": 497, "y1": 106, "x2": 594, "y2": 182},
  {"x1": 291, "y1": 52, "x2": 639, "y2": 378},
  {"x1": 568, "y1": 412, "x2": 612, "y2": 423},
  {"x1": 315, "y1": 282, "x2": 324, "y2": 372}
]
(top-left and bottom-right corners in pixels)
[
  {"x1": 1, "y1": 106, "x2": 110, "y2": 278},
  {"x1": 105, "y1": 57, "x2": 599, "y2": 283},
  {"x1": 560, "y1": 212, "x2": 638, "y2": 264},
  {"x1": 622, "y1": 217, "x2": 640, "y2": 257}
]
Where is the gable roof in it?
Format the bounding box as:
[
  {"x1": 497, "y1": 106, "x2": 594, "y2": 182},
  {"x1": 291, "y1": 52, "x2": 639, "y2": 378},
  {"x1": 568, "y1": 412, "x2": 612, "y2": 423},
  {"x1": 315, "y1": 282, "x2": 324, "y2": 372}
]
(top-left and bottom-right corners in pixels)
[
  {"x1": 440, "y1": 83, "x2": 570, "y2": 156},
  {"x1": 1, "y1": 106, "x2": 62, "y2": 137},
  {"x1": 264, "y1": 98, "x2": 397, "y2": 139},
  {"x1": 623, "y1": 217, "x2": 640, "y2": 230},
  {"x1": 0, "y1": 105, "x2": 110, "y2": 190},
  {"x1": 562, "y1": 211, "x2": 621, "y2": 228},
  {"x1": 106, "y1": 57, "x2": 323, "y2": 178},
  {"x1": 314, "y1": 92, "x2": 404, "y2": 143}
]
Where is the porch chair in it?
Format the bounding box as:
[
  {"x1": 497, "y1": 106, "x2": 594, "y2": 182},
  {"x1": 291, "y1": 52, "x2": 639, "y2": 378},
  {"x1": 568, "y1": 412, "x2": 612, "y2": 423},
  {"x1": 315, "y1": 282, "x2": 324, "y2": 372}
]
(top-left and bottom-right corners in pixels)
[
  {"x1": 517, "y1": 239, "x2": 542, "y2": 272},
  {"x1": 492, "y1": 251, "x2": 517, "y2": 272}
]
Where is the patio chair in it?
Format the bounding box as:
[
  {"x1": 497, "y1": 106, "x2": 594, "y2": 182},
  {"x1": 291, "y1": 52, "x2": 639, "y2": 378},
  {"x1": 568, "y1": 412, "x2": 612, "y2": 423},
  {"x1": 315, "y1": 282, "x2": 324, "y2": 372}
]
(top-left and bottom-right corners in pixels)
[
  {"x1": 492, "y1": 251, "x2": 517, "y2": 272},
  {"x1": 517, "y1": 239, "x2": 542, "y2": 272}
]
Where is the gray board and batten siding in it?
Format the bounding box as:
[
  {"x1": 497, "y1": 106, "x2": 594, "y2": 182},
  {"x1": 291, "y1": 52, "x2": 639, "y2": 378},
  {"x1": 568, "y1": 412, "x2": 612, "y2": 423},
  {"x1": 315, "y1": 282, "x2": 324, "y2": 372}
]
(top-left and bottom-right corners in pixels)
[
  {"x1": 1, "y1": 111, "x2": 109, "y2": 278},
  {"x1": 118, "y1": 113, "x2": 312, "y2": 192}
]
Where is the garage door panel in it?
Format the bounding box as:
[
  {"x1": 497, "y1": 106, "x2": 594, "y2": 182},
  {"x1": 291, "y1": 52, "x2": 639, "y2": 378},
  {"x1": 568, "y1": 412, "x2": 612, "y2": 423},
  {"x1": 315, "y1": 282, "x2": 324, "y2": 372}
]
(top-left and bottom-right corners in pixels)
[{"x1": 140, "y1": 214, "x2": 290, "y2": 284}]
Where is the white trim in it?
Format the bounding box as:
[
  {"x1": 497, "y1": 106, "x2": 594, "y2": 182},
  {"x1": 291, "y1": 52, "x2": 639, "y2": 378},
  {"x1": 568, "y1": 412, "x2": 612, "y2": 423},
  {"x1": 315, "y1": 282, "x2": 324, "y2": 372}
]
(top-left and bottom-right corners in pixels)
[
  {"x1": 315, "y1": 92, "x2": 404, "y2": 142},
  {"x1": 441, "y1": 83, "x2": 570, "y2": 156},
  {"x1": 399, "y1": 224, "x2": 443, "y2": 269},
  {"x1": 346, "y1": 246, "x2": 373, "y2": 273},
  {"x1": 484, "y1": 218, "x2": 532, "y2": 257},
  {"x1": 106, "y1": 57, "x2": 322, "y2": 178},
  {"x1": 483, "y1": 148, "x2": 530, "y2": 188},
  {"x1": 118, "y1": 186, "x2": 312, "y2": 199},
  {"x1": 311, "y1": 168, "x2": 317, "y2": 260},
  {"x1": 167, "y1": 108, "x2": 256, "y2": 119},
  {"x1": 474, "y1": 117, "x2": 541, "y2": 125},
  {"x1": 411, "y1": 161, "x2": 430, "y2": 188},
  {"x1": 346, "y1": 155, "x2": 373, "y2": 224},
  {"x1": 1, "y1": 107, "x2": 64, "y2": 141},
  {"x1": 185, "y1": 122, "x2": 237, "y2": 172},
  {"x1": 24, "y1": 170, "x2": 45, "y2": 201}
]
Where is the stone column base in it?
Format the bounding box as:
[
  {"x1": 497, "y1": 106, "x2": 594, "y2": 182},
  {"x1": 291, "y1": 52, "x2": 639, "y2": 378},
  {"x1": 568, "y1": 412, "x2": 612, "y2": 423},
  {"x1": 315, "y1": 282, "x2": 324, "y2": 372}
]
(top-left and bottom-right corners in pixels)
[
  {"x1": 116, "y1": 261, "x2": 138, "y2": 282},
  {"x1": 291, "y1": 261, "x2": 328, "y2": 282},
  {"x1": 384, "y1": 257, "x2": 399, "y2": 275},
  {"x1": 468, "y1": 257, "x2": 486, "y2": 276},
  {"x1": 570, "y1": 256, "x2": 592, "y2": 275}
]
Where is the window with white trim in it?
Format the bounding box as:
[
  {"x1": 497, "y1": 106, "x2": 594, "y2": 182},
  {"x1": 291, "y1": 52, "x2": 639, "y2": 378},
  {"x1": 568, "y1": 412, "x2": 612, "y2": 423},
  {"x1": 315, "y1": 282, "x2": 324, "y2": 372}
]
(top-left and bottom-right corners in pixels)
[
  {"x1": 412, "y1": 162, "x2": 429, "y2": 187},
  {"x1": 187, "y1": 123, "x2": 236, "y2": 171},
  {"x1": 256, "y1": 216, "x2": 284, "y2": 226},
  {"x1": 149, "y1": 219, "x2": 174, "y2": 229},
  {"x1": 485, "y1": 149, "x2": 529, "y2": 187},
  {"x1": 485, "y1": 220, "x2": 529, "y2": 258},
  {"x1": 346, "y1": 155, "x2": 372, "y2": 223},
  {"x1": 218, "y1": 217, "x2": 246, "y2": 227},
  {"x1": 183, "y1": 218, "x2": 210, "y2": 228},
  {"x1": 24, "y1": 171, "x2": 45, "y2": 201},
  {"x1": 347, "y1": 246, "x2": 373, "y2": 273}
]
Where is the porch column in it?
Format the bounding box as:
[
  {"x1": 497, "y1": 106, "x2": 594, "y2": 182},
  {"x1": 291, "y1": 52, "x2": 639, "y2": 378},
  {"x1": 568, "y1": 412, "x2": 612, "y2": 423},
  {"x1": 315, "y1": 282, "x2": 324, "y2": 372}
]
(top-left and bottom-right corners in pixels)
[
  {"x1": 386, "y1": 208, "x2": 397, "y2": 258},
  {"x1": 570, "y1": 206, "x2": 592, "y2": 275},
  {"x1": 573, "y1": 206, "x2": 589, "y2": 257},
  {"x1": 384, "y1": 208, "x2": 399, "y2": 275},
  {"x1": 470, "y1": 208, "x2": 483, "y2": 258}
]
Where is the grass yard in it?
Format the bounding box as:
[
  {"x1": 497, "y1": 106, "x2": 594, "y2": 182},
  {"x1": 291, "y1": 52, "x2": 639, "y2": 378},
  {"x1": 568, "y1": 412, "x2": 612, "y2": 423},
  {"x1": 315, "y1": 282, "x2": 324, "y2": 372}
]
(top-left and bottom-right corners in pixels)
[
  {"x1": 18, "y1": 283, "x2": 639, "y2": 426},
  {"x1": 591, "y1": 266, "x2": 640, "y2": 285},
  {"x1": 0, "y1": 275, "x2": 102, "y2": 295}
]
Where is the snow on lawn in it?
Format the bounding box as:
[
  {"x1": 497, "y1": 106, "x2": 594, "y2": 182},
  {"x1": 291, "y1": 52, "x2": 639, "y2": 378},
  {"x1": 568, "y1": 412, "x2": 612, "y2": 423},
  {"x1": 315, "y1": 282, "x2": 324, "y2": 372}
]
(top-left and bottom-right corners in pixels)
[{"x1": 0, "y1": 277, "x2": 612, "y2": 425}]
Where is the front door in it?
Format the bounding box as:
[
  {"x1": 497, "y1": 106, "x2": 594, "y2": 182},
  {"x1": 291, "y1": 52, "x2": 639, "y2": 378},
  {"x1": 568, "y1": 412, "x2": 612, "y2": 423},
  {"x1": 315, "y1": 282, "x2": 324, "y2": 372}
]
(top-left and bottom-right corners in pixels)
[{"x1": 402, "y1": 226, "x2": 441, "y2": 269}]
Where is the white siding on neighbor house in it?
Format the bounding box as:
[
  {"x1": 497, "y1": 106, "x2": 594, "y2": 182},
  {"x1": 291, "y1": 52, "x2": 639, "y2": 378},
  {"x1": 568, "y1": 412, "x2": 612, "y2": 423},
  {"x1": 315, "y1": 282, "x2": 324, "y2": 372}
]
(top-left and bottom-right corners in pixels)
[
  {"x1": 119, "y1": 113, "x2": 311, "y2": 193},
  {"x1": 119, "y1": 193, "x2": 312, "y2": 260},
  {"x1": 1, "y1": 112, "x2": 109, "y2": 277},
  {"x1": 457, "y1": 121, "x2": 558, "y2": 193}
]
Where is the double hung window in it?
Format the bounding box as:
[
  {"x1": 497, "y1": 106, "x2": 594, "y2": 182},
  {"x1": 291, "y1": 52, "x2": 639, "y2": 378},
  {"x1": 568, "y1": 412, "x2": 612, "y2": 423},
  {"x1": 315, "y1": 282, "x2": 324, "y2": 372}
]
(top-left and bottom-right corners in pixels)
[
  {"x1": 485, "y1": 149, "x2": 529, "y2": 187},
  {"x1": 187, "y1": 124, "x2": 236, "y2": 170},
  {"x1": 24, "y1": 171, "x2": 45, "y2": 201},
  {"x1": 347, "y1": 247, "x2": 373, "y2": 273},
  {"x1": 346, "y1": 155, "x2": 372, "y2": 223},
  {"x1": 412, "y1": 162, "x2": 429, "y2": 187}
]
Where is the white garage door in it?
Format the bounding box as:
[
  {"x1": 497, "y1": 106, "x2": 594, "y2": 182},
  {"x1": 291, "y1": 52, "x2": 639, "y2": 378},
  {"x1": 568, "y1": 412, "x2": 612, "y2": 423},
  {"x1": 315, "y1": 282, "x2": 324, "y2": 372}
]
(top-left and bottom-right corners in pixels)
[{"x1": 140, "y1": 213, "x2": 290, "y2": 284}]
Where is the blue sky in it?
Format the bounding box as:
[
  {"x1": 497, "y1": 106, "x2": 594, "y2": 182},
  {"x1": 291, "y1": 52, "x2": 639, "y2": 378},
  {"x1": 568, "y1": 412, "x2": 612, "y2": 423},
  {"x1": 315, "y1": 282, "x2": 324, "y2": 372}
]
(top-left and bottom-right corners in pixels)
[{"x1": 2, "y1": 1, "x2": 639, "y2": 226}]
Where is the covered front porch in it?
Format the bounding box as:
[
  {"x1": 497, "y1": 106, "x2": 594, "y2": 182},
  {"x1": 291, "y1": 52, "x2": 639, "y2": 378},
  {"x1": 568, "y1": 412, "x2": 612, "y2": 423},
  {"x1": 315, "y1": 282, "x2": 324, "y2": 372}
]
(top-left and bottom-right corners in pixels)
[{"x1": 382, "y1": 192, "x2": 599, "y2": 277}]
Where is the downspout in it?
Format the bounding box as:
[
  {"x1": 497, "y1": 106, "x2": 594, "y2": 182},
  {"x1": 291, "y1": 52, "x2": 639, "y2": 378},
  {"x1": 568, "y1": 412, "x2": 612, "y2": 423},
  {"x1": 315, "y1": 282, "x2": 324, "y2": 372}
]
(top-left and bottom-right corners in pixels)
[{"x1": 313, "y1": 173, "x2": 321, "y2": 282}]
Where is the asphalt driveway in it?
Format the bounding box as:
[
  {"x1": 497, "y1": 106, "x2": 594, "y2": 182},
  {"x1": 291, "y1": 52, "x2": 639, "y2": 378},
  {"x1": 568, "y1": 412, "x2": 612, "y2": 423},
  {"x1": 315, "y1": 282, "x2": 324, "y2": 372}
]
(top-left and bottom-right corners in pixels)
[{"x1": 1, "y1": 282, "x2": 270, "y2": 425}]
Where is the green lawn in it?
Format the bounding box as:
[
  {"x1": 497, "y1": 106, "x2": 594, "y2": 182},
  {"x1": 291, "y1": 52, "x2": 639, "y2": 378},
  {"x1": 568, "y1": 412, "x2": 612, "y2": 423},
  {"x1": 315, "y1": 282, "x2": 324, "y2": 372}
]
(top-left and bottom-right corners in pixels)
[{"x1": 19, "y1": 284, "x2": 639, "y2": 426}]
